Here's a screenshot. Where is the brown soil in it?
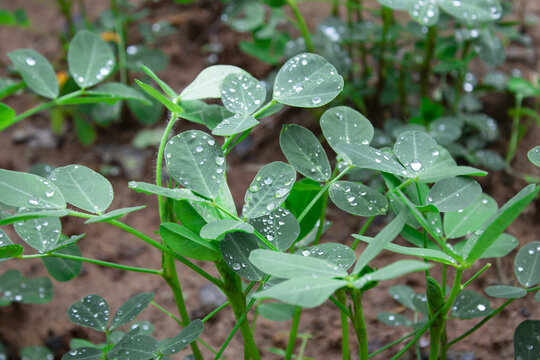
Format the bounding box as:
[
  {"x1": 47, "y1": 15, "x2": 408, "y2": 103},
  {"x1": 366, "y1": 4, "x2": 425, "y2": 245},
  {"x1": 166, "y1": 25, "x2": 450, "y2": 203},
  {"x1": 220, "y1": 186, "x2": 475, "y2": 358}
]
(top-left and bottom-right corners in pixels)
[{"x1": 1, "y1": 1, "x2": 540, "y2": 359}]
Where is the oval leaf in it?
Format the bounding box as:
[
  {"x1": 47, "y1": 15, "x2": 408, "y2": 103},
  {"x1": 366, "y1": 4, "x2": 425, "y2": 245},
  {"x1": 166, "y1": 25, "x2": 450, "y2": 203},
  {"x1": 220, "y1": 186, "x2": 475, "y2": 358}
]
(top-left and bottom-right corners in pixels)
[
  {"x1": 438, "y1": 0, "x2": 502, "y2": 22},
  {"x1": 427, "y1": 177, "x2": 482, "y2": 212},
  {"x1": 0, "y1": 169, "x2": 65, "y2": 209},
  {"x1": 443, "y1": 193, "x2": 497, "y2": 239},
  {"x1": 394, "y1": 130, "x2": 439, "y2": 176},
  {"x1": 280, "y1": 124, "x2": 331, "y2": 182},
  {"x1": 62, "y1": 347, "x2": 102, "y2": 360},
  {"x1": 50, "y1": 165, "x2": 113, "y2": 214},
  {"x1": 514, "y1": 320, "x2": 540, "y2": 360},
  {"x1": 528, "y1": 146, "x2": 540, "y2": 167},
  {"x1": 296, "y1": 243, "x2": 356, "y2": 270},
  {"x1": 377, "y1": 312, "x2": 412, "y2": 326},
  {"x1": 0, "y1": 270, "x2": 53, "y2": 305},
  {"x1": 515, "y1": 241, "x2": 540, "y2": 288},
  {"x1": 42, "y1": 244, "x2": 82, "y2": 282},
  {"x1": 329, "y1": 181, "x2": 388, "y2": 216},
  {"x1": 221, "y1": 72, "x2": 265, "y2": 114},
  {"x1": 320, "y1": 106, "x2": 374, "y2": 151},
  {"x1": 165, "y1": 130, "x2": 225, "y2": 199},
  {"x1": 68, "y1": 30, "x2": 115, "y2": 88},
  {"x1": 180, "y1": 65, "x2": 248, "y2": 100},
  {"x1": 110, "y1": 292, "x2": 154, "y2": 331},
  {"x1": 14, "y1": 216, "x2": 62, "y2": 252},
  {"x1": 250, "y1": 249, "x2": 347, "y2": 279},
  {"x1": 158, "y1": 319, "x2": 204, "y2": 355},
  {"x1": 67, "y1": 295, "x2": 109, "y2": 331},
  {"x1": 212, "y1": 113, "x2": 259, "y2": 136},
  {"x1": 7, "y1": 49, "x2": 58, "y2": 98},
  {"x1": 451, "y1": 290, "x2": 492, "y2": 319},
  {"x1": 408, "y1": 0, "x2": 439, "y2": 26},
  {"x1": 258, "y1": 302, "x2": 296, "y2": 321},
  {"x1": 219, "y1": 232, "x2": 264, "y2": 281},
  {"x1": 248, "y1": 207, "x2": 300, "y2": 251},
  {"x1": 242, "y1": 162, "x2": 296, "y2": 219},
  {"x1": 336, "y1": 144, "x2": 407, "y2": 177},
  {"x1": 273, "y1": 53, "x2": 344, "y2": 108},
  {"x1": 485, "y1": 285, "x2": 526, "y2": 299}
]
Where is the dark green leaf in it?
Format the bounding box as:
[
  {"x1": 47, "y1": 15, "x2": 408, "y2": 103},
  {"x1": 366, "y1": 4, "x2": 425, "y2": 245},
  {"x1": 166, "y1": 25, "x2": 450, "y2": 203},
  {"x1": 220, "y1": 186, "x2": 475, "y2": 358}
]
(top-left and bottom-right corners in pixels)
[
  {"x1": 220, "y1": 232, "x2": 264, "y2": 281},
  {"x1": 388, "y1": 285, "x2": 417, "y2": 310},
  {"x1": 258, "y1": 302, "x2": 296, "y2": 321},
  {"x1": 110, "y1": 293, "x2": 154, "y2": 330},
  {"x1": 451, "y1": 290, "x2": 492, "y2": 319},
  {"x1": 443, "y1": 193, "x2": 497, "y2": 239},
  {"x1": 335, "y1": 144, "x2": 406, "y2": 177},
  {"x1": 159, "y1": 319, "x2": 203, "y2": 355},
  {"x1": 68, "y1": 295, "x2": 109, "y2": 331},
  {"x1": 0, "y1": 270, "x2": 52, "y2": 304},
  {"x1": 160, "y1": 222, "x2": 220, "y2": 261},
  {"x1": 514, "y1": 241, "x2": 540, "y2": 288},
  {"x1": 514, "y1": 320, "x2": 540, "y2": 360},
  {"x1": 426, "y1": 177, "x2": 481, "y2": 212},
  {"x1": 296, "y1": 243, "x2": 356, "y2": 270},
  {"x1": 394, "y1": 130, "x2": 438, "y2": 177},
  {"x1": 221, "y1": 73, "x2": 265, "y2": 114},
  {"x1": 61, "y1": 347, "x2": 102, "y2": 360},
  {"x1": 0, "y1": 103, "x2": 16, "y2": 131},
  {"x1": 212, "y1": 113, "x2": 259, "y2": 136},
  {"x1": 248, "y1": 207, "x2": 300, "y2": 251},
  {"x1": 485, "y1": 285, "x2": 526, "y2": 299},
  {"x1": 20, "y1": 346, "x2": 53, "y2": 360},
  {"x1": 86, "y1": 82, "x2": 151, "y2": 104},
  {"x1": 329, "y1": 181, "x2": 388, "y2": 216},
  {"x1": 320, "y1": 106, "x2": 374, "y2": 152},
  {"x1": 42, "y1": 244, "x2": 82, "y2": 282}
]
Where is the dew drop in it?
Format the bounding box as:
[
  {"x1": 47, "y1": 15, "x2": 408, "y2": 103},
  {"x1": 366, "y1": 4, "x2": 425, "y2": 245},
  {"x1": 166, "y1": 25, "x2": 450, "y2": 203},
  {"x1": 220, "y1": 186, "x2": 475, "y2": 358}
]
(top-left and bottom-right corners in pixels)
[
  {"x1": 25, "y1": 57, "x2": 36, "y2": 66},
  {"x1": 410, "y1": 159, "x2": 422, "y2": 171},
  {"x1": 28, "y1": 197, "x2": 39, "y2": 206}
]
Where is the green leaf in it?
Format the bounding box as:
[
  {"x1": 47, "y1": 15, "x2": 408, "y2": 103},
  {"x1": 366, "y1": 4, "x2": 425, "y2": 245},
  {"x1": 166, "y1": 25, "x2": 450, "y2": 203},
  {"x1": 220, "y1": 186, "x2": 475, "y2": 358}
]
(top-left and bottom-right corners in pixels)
[
  {"x1": 135, "y1": 79, "x2": 183, "y2": 113},
  {"x1": 507, "y1": 77, "x2": 537, "y2": 98},
  {"x1": 514, "y1": 241, "x2": 540, "y2": 288},
  {"x1": 248, "y1": 207, "x2": 300, "y2": 251},
  {"x1": 408, "y1": 0, "x2": 439, "y2": 26},
  {"x1": 0, "y1": 237, "x2": 23, "y2": 261},
  {"x1": 0, "y1": 169, "x2": 66, "y2": 209},
  {"x1": 444, "y1": 193, "x2": 497, "y2": 239},
  {"x1": 453, "y1": 233, "x2": 518, "y2": 259},
  {"x1": 42, "y1": 244, "x2": 82, "y2": 282},
  {"x1": 527, "y1": 146, "x2": 540, "y2": 167},
  {"x1": 297, "y1": 243, "x2": 356, "y2": 270},
  {"x1": 14, "y1": 216, "x2": 61, "y2": 252},
  {"x1": 158, "y1": 319, "x2": 203, "y2": 355},
  {"x1": 388, "y1": 285, "x2": 417, "y2": 310},
  {"x1": 335, "y1": 144, "x2": 407, "y2": 177},
  {"x1": 426, "y1": 177, "x2": 481, "y2": 212},
  {"x1": 0, "y1": 270, "x2": 52, "y2": 305},
  {"x1": 451, "y1": 290, "x2": 492, "y2": 319},
  {"x1": 485, "y1": 285, "x2": 526, "y2": 299},
  {"x1": 329, "y1": 181, "x2": 388, "y2": 216},
  {"x1": 108, "y1": 333, "x2": 157, "y2": 360},
  {"x1": 219, "y1": 232, "x2": 264, "y2": 281},
  {"x1": 68, "y1": 30, "x2": 115, "y2": 88},
  {"x1": 221, "y1": 72, "x2": 265, "y2": 114},
  {"x1": 180, "y1": 65, "x2": 248, "y2": 100},
  {"x1": 258, "y1": 302, "x2": 296, "y2": 321},
  {"x1": 254, "y1": 277, "x2": 347, "y2": 308},
  {"x1": 128, "y1": 321, "x2": 154, "y2": 335},
  {"x1": 280, "y1": 124, "x2": 331, "y2": 182},
  {"x1": 377, "y1": 312, "x2": 412, "y2": 326},
  {"x1": 86, "y1": 82, "x2": 151, "y2": 104},
  {"x1": 438, "y1": 0, "x2": 502, "y2": 22},
  {"x1": 68, "y1": 295, "x2": 109, "y2": 331},
  {"x1": 250, "y1": 249, "x2": 347, "y2": 279},
  {"x1": 178, "y1": 100, "x2": 233, "y2": 129},
  {"x1": 128, "y1": 91, "x2": 163, "y2": 125},
  {"x1": 514, "y1": 320, "x2": 540, "y2": 360},
  {"x1": 474, "y1": 28, "x2": 505, "y2": 67},
  {"x1": 242, "y1": 162, "x2": 296, "y2": 218},
  {"x1": 84, "y1": 206, "x2": 146, "y2": 224},
  {"x1": 49, "y1": 165, "x2": 113, "y2": 214},
  {"x1": 426, "y1": 276, "x2": 444, "y2": 313},
  {"x1": 160, "y1": 222, "x2": 220, "y2": 261},
  {"x1": 20, "y1": 346, "x2": 53, "y2": 360},
  {"x1": 273, "y1": 53, "x2": 344, "y2": 108},
  {"x1": 7, "y1": 49, "x2": 58, "y2": 98},
  {"x1": 320, "y1": 106, "x2": 374, "y2": 152},
  {"x1": 140, "y1": 64, "x2": 176, "y2": 98},
  {"x1": 428, "y1": 117, "x2": 463, "y2": 146},
  {"x1": 74, "y1": 116, "x2": 96, "y2": 146},
  {"x1": 353, "y1": 210, "x2": 407, "y2": 274},
  {"x1": 378, "y1": 0, "x2": 413, "y2": 10},
  {"x1": 284, "y1": 179, "x2": 324, "y2": 240},
  {"x1": 418, "y1": 165, "x2": 487, "y2": 183},
  {"x1": 128, "y1": 181, "x2": 209, "y2": 202},
  {"x1": 165, "y1": 130, "x2": 225, "y2": 199},
  {"x1": 394, "y1": 130, "x2": 439, "y2": 177},
  {"x1": 200, "y1": 219, "x2": 254, "y2": 240},
  {"x1": 212, "y1": 113, "x2": 259, "y2": 136},
  {"x1": 61, "y1": 347, "x2": 102, "y2": 360},
  {"x1": 352, "y1": 235, "x2": 458, "y2": 265},
  {"x1": 353, "y1": 260, "x2": 433, "y2": 288},
  {"x1": 110, "y1": 292, "x2": 154, "y2": 331},
  {"x1": 0, "y1": 103, "x2": 16, "y2": 131},
  {"x1": 462, "y1": 185, "x2": 539, "y2": 263}
]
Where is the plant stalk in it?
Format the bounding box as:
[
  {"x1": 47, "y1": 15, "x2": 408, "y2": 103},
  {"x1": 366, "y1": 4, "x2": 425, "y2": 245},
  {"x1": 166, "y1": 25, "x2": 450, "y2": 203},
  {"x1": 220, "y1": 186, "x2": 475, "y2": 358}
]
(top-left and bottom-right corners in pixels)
[
  {"x1": 286, "y1": 0, "x2": 314, "y2": 53},
  {"x1": 284, "y1": 306, "x2": 302, "y2": 360},
  {"x1": 337, "y1": 290, "x2": 351, "y2": 360},
  {"x1": 351, "y1": 290, "x2": 369, "y2": 360}
]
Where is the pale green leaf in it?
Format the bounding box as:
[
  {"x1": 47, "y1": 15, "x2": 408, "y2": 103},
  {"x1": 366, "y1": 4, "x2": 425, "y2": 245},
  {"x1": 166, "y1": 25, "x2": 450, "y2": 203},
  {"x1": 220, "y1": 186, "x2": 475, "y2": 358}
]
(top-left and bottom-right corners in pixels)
[
  {"x1": 444, "y1": 193, "x2": 497, "y2": 239},
  {"x1": 485, "y1": 285, "x2": 526, "y2": 299},
  {"x1": 200, "y1": 220, "x2": 254, "y2": 240},
  {"x1": 527, "y1": 146, "x2": 540, "y2": 167},
  {"x1": 451, "y1": 290, "x2": 492, "y2": 319},
  {"x1": 84, "y1": 206, "x2": 147, "y2": 224},
  {"x1": 514, "y1": 241, "x2": 540, "y2": 288},
  {"x1": 258, "y1": 302, "x2": 296, "y2": 321},
  {"x1": 438, "y1": 0, "x2": 502, "y2": 22},
  {"x1": 212, "y1": 113, "x2": 259, "y2": 136},
  {"x1": 128, "y1": 181, "x2": 209, "y2": 202},
  {"x1": 7, "y1": 49, "x2": 58, "y2": 98},
  {"x1": 221, "y1": 72, "x2": 265, "y2": 114},
  {"x1": 329, "y1": 181, "x2": 388, "y2": 216},
  {"x1": 180, "y1": 65, "x2": 248, "y2": 100},
  {"x1": 248, "y1": 207, "x2": 300, "y2": 251},
  {"x1": 394, "y1": 130, "x2": 438, "y2": 177},
  {"x1": 320, "y1": 106, "x2": 374, "y2": 152},
  {"x1": 0, "y1": 169, "x2": 65, "y2": 209},
  {"x1": 426, "y1": 177, "x2": 481, "y2": 212}
]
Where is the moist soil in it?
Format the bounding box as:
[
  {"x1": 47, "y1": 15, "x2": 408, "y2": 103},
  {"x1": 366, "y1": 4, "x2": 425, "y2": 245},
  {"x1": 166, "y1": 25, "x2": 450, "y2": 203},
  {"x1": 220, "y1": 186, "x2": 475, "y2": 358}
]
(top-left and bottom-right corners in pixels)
[{"x1": 1, "y1": 1, "x2": 540, "y2": 359}]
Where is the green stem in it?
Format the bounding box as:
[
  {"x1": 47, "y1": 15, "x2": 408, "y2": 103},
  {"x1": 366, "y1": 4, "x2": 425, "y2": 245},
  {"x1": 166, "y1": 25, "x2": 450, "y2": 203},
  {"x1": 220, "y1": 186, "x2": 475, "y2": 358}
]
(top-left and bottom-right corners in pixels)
[
  {"x1": 313, "y1": 190, "x2": 328, "y2": 246},
  {"x1": 286, "y1": 0, "x2": 314, "y2": 53},
  {"x1": 329, "y1": 295, "x2": 351, "y2": 317},
  {"x1": 203, "y1": 301, "x2": 231, "y2": 323},
  {"x1": 368, "y1": 330, "x2": 417, "y2": 358},
  {"x1": 337, "y1": 290, "x2": 350, "y2": 360},
  {"x1": 351, "y1": 290, "x2": 369, "y2": 360},
  {"x1": 448, "y1": 298, "x2": 513, "y2": 347},
  {"x1": 506, "y1": 95, "x2": 523, "y2": 168},
  {"x1": 351, "y1": 216, "x2": 374, "y2": 250},
  {"x1": 162, "y1": 255, "x2": 204, "y2": 360},
  {"x1": 462, "y1": 263, "x2": 491, "y2": 288},
  {"x1": 21, "y1": 253, "x2": 161, "y2": 275},
  {"x1": 216, "y1": 261, "x2": 261, "y2": 360},
  {"x1": 420, "y1": 26, "x2": 437, "y2": 98},
  {"x1": 284, "y1": 306, "x2": 302, "y2": 360},
  {"x1": 156, "y1": 111, "x2": 180, "y2": 218}
]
